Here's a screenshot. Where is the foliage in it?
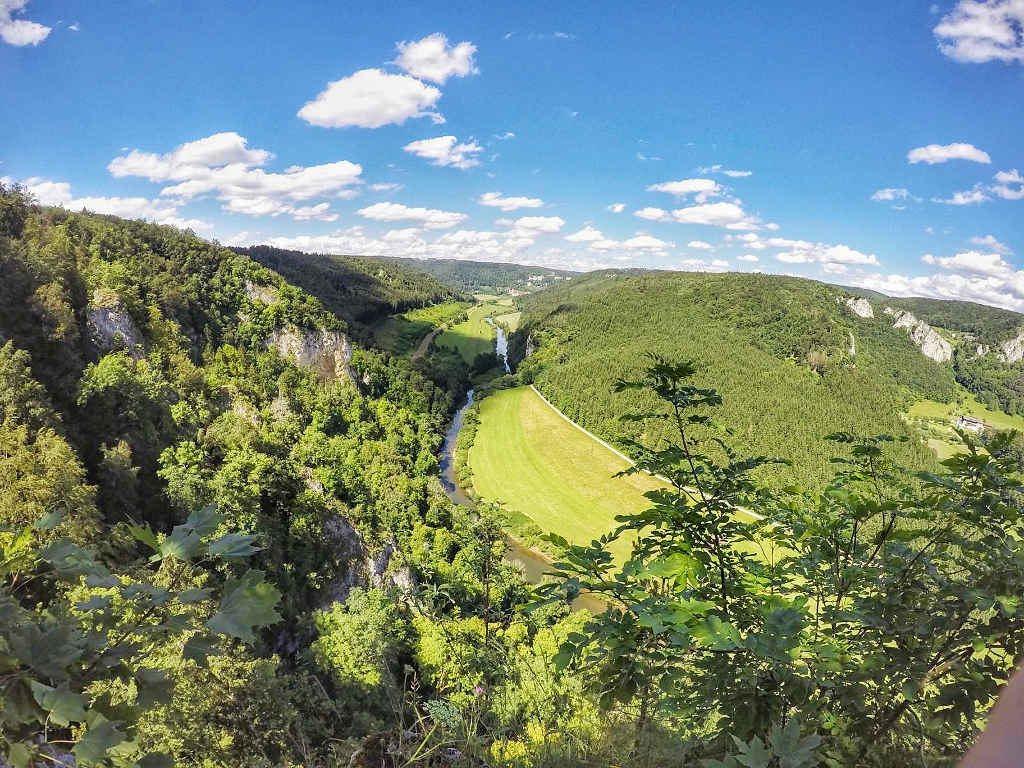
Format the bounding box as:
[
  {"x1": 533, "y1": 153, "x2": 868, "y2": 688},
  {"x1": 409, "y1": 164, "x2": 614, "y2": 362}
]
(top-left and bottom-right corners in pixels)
[{"x1": 537, "y1": 355, "x2": 1024, "y2": 766}]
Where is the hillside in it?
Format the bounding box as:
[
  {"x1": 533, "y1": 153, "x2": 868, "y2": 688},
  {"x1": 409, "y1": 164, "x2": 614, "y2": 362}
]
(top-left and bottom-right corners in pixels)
[
  {"x1": 368, "y1": 256, "x2": 577, "y2": 294},
  {"x1": 508, "y1": 270, "x2": 957, "y2": 492},
  {"x1": 236, "y1": 245, "x2": 464, "y2": 337}
]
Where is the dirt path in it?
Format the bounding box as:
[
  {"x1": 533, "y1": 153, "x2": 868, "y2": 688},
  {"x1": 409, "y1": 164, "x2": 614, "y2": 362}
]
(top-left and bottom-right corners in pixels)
[{"x1": 412, "y1": 327, "x2": 443, "y2": 360}]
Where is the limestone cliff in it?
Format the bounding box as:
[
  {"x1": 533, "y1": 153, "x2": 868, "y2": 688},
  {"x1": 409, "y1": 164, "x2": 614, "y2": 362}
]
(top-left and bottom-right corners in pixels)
[
  {"x1": 86, "y1": 288, "x2": 144, "y2": 358},
  {"x1": 999, "y1": 331, "x2": 1024, "y2": 364},
  {"x1": 266, "y1": 325, "x2": 355, "y2": 383},
  {"x1": 884, "y1": 307, "x2": 952, "y2": 363},
  {"x1": 843, "y1": 296, "x2": 874, "y2": 319}
]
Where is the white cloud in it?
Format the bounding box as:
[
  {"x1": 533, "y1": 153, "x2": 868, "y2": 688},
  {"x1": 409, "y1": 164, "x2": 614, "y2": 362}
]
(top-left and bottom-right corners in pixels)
[
  {"x1": 679, "y1": 258, "x2": 730, "y2": 272},
  {"x1": 922, "y1": 249, "x2": 1014, "y2": 277},
  {"x1": 671, "y1": 201, "x2": 766, "y2": 230},
  {"x1": 737, "y1": 253, "x2": 760, "y2": 262},
  {"x1": 357, "y1": 201, "x2": 467, "y2": 229},
  {"x1": 932, "y1": 186, "x2": 989, "y2": 205},
  {"x1": 636, "y1": 152, "x2": 663, "y2": 162},
  {"x1": 993, "y1": 169, "x2": 1024, "y2": 200},
  {"x1": 394, "y1": 33, "x2": 478, "y2": 84},
  {"x1": 19, "y1": 177, "x2": 211, "y2": 230},
  {"x1": 871, "y1": 187, "x2": 914, "y2": 201},
  {"x1": 588, "y1": 232, "x2": 676, "y2": 255},
  {"x1": 969, "y1": 234, "x2": 1013, "y2": 254},
  {"x1": 907, "y1": 142, "x2": 991, "y2": 164},
  {"x1": 478, "y1": 191, "x2": 543, "y2": 211},
  {"x1": 647, "y1": 178, "x2": 722, "y2": 202},
  {"x1": 109, "y1": 133, "x2": 361, "y2": 221},
  {"x1": 687, "y1": 240, "x2": 714, "y2": 251},
  {"x1": 298, "y1": 68, "x2": 443, "y2": 129},
  {"x1": 934, "y1": 0, "x2": 1024, "y2": 64},
  {"x1": 850, "y1": 270, "x2": 1024, "y2": 312},
  {"x1": 0, "y1": 0, "x2": 50, "y2": 46},
  {"x1": 775, "y1": 242, "x2": 879, "y2": 267},
  {"x1": 565, "y1": 225, "x2": 604, "y2": 242},
  {"x1": 506, "y1": 215, "x2": 565, "y2": 233},
  {"x1": 68, "y1": 21, "x2": 79, "y2": 31},
  {"x1": 370, "y1": 182, "x2": 403, "y2": 192},
  {"x1": 699, "y1": 164, "x2": 753, "y2": 178},
  {"x1": 403, "y1": 135, "x2": 482, "y2": 169},
  {"x1": 494, "y1": 131, "x2": 516, "y2": 140},
  {"x1": 634, "y1": 206, "x2": 669, "y2": 221},
  {"x1": 606, "y1": 202, "x2": 626, "y2": 213}
]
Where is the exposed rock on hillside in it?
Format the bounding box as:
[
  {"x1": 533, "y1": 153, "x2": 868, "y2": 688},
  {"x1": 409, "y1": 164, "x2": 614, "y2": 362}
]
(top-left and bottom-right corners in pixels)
[
  {"x1": 999, "y1": 331, "x2": 1024, "y2": 363},
  {"x1": 884, "y1": 308, "x2": 951, "y2": 363},
  {"x1": 844, "y1": 297, "x2": 874, "y2": 319},
  {"x1": 86, "y1": 289, "x2": 143, "y2": 357},
  {"x1": 267, "y1": 325, "x2": 354, "y2": 383},
  {"x1": 244, "y1": 279, "x2": 279, "y2": 305}
]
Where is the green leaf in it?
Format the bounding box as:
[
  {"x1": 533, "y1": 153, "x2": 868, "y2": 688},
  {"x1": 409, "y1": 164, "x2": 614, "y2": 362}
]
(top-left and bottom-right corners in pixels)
[
  {"x1": 182, "y1": 634, "x2": 220, "y2": 667},
  {"x1": 693, "y1": 616, "x2": 741, "y2": 651},
  {"x1": 138, "y1": 752, "x2": 175, "y2": 768},
  {"x1": 35, "y1": 508, "x2": 65, "y2": 531},
  {"x1": 156, "y1": 506, "x2": 223, "y2": 562},
  {"x1": 207, "y1": 532, "x2": 260, "y2": 560},
  {"x1": 127, "y1": 522, "x2": 159, "y2": 553},
  {"x1": 206, "y1": 570, "x2": 282, "y2": 643},
  {"x1": 134, "y1": 667, "x2": 173, "y2": 709},
  {"x1": 29, "y1": 680, "x2": 87, "y2": 726},
  {"x1": 176, "y1": 588, "x2": 212, "y2": 604},
  {"x1": 73, "y1": 714, "x2": 127, "y2": 767},
  {"x1": 7, "y1": 743, "x2": 32, "y2": 768},
  {"x1": 39, "y1": 540, "x2": 111, "y2": 580}
]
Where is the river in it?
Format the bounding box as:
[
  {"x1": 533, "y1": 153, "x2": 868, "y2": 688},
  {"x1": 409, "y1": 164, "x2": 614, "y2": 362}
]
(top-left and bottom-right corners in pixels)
[
  {"x1": 438, "y1": 320, "x2": 604, "y2": 610},
  {"x1": 485, "y1": 317, "x2": 511, "y2": 374}
]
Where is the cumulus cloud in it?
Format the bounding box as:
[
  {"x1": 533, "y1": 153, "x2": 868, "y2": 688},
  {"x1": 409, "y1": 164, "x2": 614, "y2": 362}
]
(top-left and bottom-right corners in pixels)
[
  {"x1": 607, "y1": 202, "x2": 626, "y2": 213},
  {"x1": 394, "y1": 33, "x2": 478, "y2": 83},
  {"x1": 370, "y1": 182, "x2": 403, "y2": 192},
  {"x1": 932, "y1": 186, "x2": 989, "y2": 205},
  {"x1": 934, "y1": 0, "x2": 1024, "y2": 64},
  {"x1": 850, "y1": 269, "x2": 1024, "y2": 312},
  {"x1": 634, "y1": 207, "x2": 668, "y2": 221},
  {"x1": 505, "y1": 215, "x2": 565, "y2": 233},
  {"x1": 298, "y1": 69, "x2": 443, "y2": 128},
  {"x1": 907, "y1": 142, "x2": 991, "y2": 164},
  {"x1": 871, "y1": 187, "x2": 915, "y2": 202},
  {"x1": 647, "y1": 178, "x2": 722, "y2": 202},
  {"x1": 564, "y1": 225, "x2": 604, "y2": 242},
  {"x1": 993, "y1": 169, "x2": 1024, "y2": 199},
  {"x1": 403, "y1": 135, "x2": 482, "y2": 169},
  {"x1": 679, "y1": 258, "x2": 730, "y2": 272},
  {"x1": 737, "y1": 253, "x2": 760, "y2": 262},
  {"x1": 356, "y1": 201, "x2": 467, "y2": 229},
  {"x1": 687, "y1": 240, "x2": 714, "y2": 251},
  {"x1": 0, "y1": 0, "x2": 50, "y2": 46},
  {"x1": 478, "y1": 191, "x2": 543, "y2": 211},
  {"x1": 18, "y1": 177, "x2": 211, "y2": 230},
  {"x1": 775, "y1": 242, "x2": 879, "y2": 267},
  {"x1": 921, "y1": 249, "x2": 1014, "y2": 277},
  {"x1": 970, "y1": 234, "x2": 1013, "y2": 254},
  {"x1": 109, "y1": 132, "x2": 361, "y2": 221},
  {"x1": 671, "y1": 201, "x2": 766, "y2": 230}
]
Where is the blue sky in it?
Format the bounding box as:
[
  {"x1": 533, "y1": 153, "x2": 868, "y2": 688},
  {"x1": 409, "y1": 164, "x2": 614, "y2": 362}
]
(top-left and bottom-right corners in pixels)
[{"x1": 3, "y1": 0, "x2": 1024, "y2": 308}]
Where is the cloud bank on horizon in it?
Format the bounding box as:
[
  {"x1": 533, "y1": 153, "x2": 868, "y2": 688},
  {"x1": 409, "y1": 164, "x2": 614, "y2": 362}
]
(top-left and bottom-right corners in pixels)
[{"x1": 2, "y1": 0, "x2": 1023, "y2": 310}]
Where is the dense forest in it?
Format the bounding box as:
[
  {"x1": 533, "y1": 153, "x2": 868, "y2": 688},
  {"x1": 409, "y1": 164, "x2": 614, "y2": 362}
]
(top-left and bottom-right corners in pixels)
[
  {"x1": 363, "y1": 256, "x2": 576, "y2": 294},
  {"x1": 508, "y1": 270, "x2": 955, "y2": 493},
  {"x1": 2, "y1": 183, "x2": 1023, "y2": 767}
]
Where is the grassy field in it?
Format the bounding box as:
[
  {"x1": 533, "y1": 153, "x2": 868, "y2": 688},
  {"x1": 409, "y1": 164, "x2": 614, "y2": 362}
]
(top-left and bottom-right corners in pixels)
[
  {"x1": 907, "y1": 387, "x2": 1024, "y2": 458},
  {"x1": 494, "y1": 311, "x2": 522, "y2": 332},
  {"x1": 373, "y1": 301, "x2": 470, "y2": 355},
  {"x1": 436, "y1": 296, "x2": 512, "y2": 363}
]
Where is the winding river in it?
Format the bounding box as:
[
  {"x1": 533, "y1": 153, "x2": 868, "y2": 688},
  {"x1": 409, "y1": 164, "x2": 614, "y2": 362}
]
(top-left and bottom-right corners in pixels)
[{"x1": 438, "y1": 316, "x2": 604, "y2": 610}]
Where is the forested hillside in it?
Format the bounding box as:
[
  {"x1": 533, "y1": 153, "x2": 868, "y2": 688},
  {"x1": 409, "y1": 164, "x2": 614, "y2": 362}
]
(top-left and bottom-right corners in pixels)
[
  {"x1": 369, "y1": 256, "x2": 576, "y2": 294},
  {"x1": 236, "y1": 245, "x2": 463, "y2": 337},
  {"x1": 509, "y1": 270, "x2": 953, "y2": 492}
]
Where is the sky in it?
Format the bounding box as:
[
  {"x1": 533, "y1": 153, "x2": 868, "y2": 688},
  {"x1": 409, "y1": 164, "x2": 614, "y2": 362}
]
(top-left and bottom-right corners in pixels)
[{"x1": 2, "y1": 0, "x2": 1024, "y2": 309}]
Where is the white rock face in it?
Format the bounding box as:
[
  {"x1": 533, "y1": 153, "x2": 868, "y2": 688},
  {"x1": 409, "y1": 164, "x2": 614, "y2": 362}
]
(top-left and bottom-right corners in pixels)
[
  {"x1": 524, "y1": 334, "x2": 537, "y2": 359},
  {"x1": 844, "y1": 297, "x2": 874, "y2": 319},
  {"x1": 266, "y1": 326, "x2": 354, "y2": 383},
  {"x1": 999, "y1": 332, "x2": 1024, "y2": 364},
  {"x1": 244, "y1": 279, "x2": 279, "y2": 305},
  {"x1": 886, "y1": 309, "x2": 952, "y2": 363},
  {"x1": 848, "y1": 332, "x2": 856, "y2": 356},
  {"x1": 977, "y1": 344, "x2": 990, "y2": 357},
  {"x1": 86, "y1": 289, "x2": 143, "y2": 357}
]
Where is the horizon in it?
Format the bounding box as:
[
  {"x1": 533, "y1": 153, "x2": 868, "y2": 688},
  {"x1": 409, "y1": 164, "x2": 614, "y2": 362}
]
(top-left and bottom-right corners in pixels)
[{"x1": 3, "y1": 0, "x2": 1023, "y2": 309}]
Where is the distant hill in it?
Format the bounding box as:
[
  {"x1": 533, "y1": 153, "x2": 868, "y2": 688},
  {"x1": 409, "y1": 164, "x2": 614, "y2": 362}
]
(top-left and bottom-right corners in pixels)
[
  {"x1": 367, "y1": 256, "x2": 577, "y2": 294},
  {"x1": 236, "y1": 246, "x2": 464, "y2": 336},
  {"x1": 508, "y1": 270, "x2": 959, "y2": 492}
]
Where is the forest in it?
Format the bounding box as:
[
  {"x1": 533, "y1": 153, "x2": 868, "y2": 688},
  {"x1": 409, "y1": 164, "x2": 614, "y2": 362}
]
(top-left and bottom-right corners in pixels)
[{"x1": 2, "y1": 183, "x2": 1023, "y2": 767}]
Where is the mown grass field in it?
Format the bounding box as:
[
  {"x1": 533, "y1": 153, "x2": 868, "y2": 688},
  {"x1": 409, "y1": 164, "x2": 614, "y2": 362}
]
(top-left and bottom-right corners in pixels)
[
  {"x1": 437, "y1": 295, "x2": 513, "y2": 363},
  {"x1": 907, "y1": 387, "x2": 1024, "y2": 458},
  {"x1": 468, "y1": 385, "x2": 671, "y2": 563}
]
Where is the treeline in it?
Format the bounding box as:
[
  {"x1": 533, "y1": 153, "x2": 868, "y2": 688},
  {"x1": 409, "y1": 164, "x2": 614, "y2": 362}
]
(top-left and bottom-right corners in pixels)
[
  {"x1": 367, "y1": 255, "x2": 577, "y2": 294},
  {"x1": 509, "y1": 271, "x2": 948, "y2": 493}
]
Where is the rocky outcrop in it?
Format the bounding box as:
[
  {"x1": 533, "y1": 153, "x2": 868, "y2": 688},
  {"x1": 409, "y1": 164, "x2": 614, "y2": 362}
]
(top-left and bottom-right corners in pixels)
[
  {"x1": 844, "y1": 297, "x2": 874, "y2": 319},
  {"x1": 999, "y1": 331, "x2": 1024, "y2": 363},
  {"x1": 884, "y1": 308, "x2": 952, "y2": 363},
  {"x1": 977, "y1": 344, "x2": 990, "y2": 357},
  {"x1": 266, "y1": 326, "x2": 355, "y2": 383},
  {"x1": 320, "y1": 517, "x2": 416, "y2": 605},
  {"x1": 848, "y1": 332, "x2": 856, "y2": 356},
  {"x1": 86, "y1": 289, "x2": 143, "y2": 357},
  {"x1": 244, "y1": 279, "x2": 279, "y2": 305},
  {"x1": 524, "y1": 334, "x2": 537, "y2": 358}
]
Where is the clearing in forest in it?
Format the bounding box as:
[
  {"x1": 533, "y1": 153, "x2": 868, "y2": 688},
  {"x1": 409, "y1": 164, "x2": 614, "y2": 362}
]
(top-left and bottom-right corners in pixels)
[{"x1": 437, "y1": 297, "x2": 511, "y2": 364}]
